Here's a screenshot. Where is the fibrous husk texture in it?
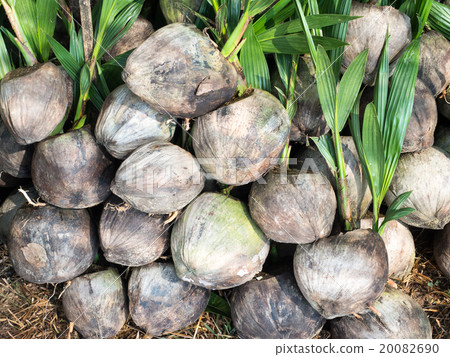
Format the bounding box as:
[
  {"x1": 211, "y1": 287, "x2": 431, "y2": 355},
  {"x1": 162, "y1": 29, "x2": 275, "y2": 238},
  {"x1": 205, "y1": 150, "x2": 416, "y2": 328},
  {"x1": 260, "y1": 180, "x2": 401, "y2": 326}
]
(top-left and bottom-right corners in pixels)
[
  {"x1": 8, "y1": 204, "x2": 97, "y2": 284},
  {"x1": 249, "y1": 170, "x2": 336, "y2": 244},
  {"x1": 386, "y1": 147, "x2": 450, "y2": 229},
  {"x1": 99, "y1": 196, "x2": 169, "y2": 267},
  {"x1": 95, "y1": 84, "x2": 175, "y2": 160},
  {"x1": 123, "y1": 23, "x2": 239, "y2": 118},
  {"x1": 0, "y1": 63, "x2": 69, "y2": 145},
  {"x1": 171, "y1": 192, "x2": 270, "y2": 290},
  {"x1": 62, "y1": 269, "x2": 127, "y2": 339},
  {"x1": 343, "y1": 1, "x2": 411, "y2": 85},
  {"x1": 330, "y1": 286, "x2": 432, "y2": 338},
  {"x1": 434, "y1": 224, "x2": 450, "y2": 279},
  {"x1": 32, "y1": 127, "x2": 115, "y2": 209},
  {"x1": 193, "y1": 89, "x2": 290, "y2": 186},
  {"x1": 128, "y1": 262, "x2": 210, "y2": 336},
  {"x1": 111, "y1": 141, "x2": 205, "y2": 214},
  {"x1": 293, "y1": 229, "x2": 388, "y2": 319},
  {"x1": 230, "y1": 270, "x2": 326, "y2": 339}
]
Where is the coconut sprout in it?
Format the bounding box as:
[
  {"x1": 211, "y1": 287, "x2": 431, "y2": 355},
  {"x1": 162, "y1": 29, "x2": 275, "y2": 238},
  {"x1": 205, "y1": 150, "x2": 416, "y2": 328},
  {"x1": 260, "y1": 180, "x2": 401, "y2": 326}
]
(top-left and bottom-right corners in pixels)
[
  {"x1": 330, "y1": 286, "x2": 432, "y2": 339},
  {"x1": 160, "y1": 0, "x2": 203, "y2": 23},
  {"x1": 62, "y1": 269, "x2": 127, "y2": 339},
  {"x1": 171, "y1": 192, "x2": 270, "y2": 290},
  {"x1": 386, "y1": 147, "x2": 450, "y2": 229},
  {"x1": 193, "y1": 89, "x2": 290, "y2": 186},
  {"x1": 99, "y1": 196, "x2": 170, "y2": 267},
  {"x1": 434, "y1": 224, "x2": 450, "y2": 279},
  {"x1": 95, "y1": 84, "x2": 175, "y2": 159},
  {"x1": 32, "y1": 127, "x2": 115, "y2": 209},
  {"x1": 123, "y1": 23, "x2": 239, "y2": 118},
  {"x1": 249, "y1": 170, "x2": 336, "y2": 244},
  {"x1": 8, "y1": 204, "x2": 97, "y2": 284},
  {"x1": 231, "y1": 270, "x2": 326, "y2": 339},
  {"x1": 293, "y1": 229, "x2": 388, "y2": 319},
  {"x1": 111, "y1": 141, "x2": 205, "y2": 214},
  {"x1": 0, "y1": 63, "x2": 69, "y2": 145},
  {"x1": 128, "y1": 262, "x2": 210, "y2": 336}
]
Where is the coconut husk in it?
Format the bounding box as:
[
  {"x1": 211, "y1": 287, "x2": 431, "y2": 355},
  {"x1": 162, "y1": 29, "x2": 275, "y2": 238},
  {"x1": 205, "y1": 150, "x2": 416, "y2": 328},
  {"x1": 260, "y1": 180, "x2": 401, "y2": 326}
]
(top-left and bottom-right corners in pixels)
[{"x1": 160, "y1": 0, "x2": 203, "y2": 24}]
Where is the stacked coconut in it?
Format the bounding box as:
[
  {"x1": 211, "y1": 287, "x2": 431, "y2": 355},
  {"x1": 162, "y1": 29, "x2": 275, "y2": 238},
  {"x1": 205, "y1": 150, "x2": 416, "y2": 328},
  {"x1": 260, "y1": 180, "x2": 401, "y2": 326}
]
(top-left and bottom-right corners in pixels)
[{"x1": 0, "y1": 1, "x2": 449, "y2": 340}]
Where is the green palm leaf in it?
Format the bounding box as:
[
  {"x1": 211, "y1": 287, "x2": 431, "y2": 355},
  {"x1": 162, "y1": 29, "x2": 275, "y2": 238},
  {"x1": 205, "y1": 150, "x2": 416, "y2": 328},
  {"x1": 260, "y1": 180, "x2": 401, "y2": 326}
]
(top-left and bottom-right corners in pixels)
[{"x1": 315, "y1": 45, "x2": 336, "y2": 130}]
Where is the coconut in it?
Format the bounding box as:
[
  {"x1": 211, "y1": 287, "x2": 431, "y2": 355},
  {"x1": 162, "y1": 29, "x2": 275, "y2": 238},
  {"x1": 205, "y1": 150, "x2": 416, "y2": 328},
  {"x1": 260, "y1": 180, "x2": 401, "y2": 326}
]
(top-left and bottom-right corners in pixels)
[
  {"x1": 62, "y1": 269, "x2": 127, "y2": 339},
  {"x1": 128, "y1": 262, "x2": 210, "y2": 336},
  {"x1": 330, "y1": 286, "x2": 432, "y2": 338},
  {"x1": 171, "y1": 192, "x2": 270, "y2": 289},
  {"x1": 123, "y1": 23, "x2": 239, "y2": 118},
  {"x1": 231, "y1": 270, "x2": 326, "y2": 339},
  {"x1": 58, "y1": 66, "x2": 74, "y2": 115},
  {"x1": 99, "y1": 196, "x2": 170, "y2": 266},
  {"x1": 434, "y1": 224, "x2": 450, "y2": 279},
  {"x1": 360, "y1": 218, "x2": 415, "y2": 279},
  {"x1": 248, "y1": 170, "x2": 336, "y2": 244},
  {"x1": 8, "y1": 204, "x2": 97, "y2": 284},
  {"x1": 193, "y1": 89, "x2": 290, "y2": 186},
  {"x1": 0, "y1": 120, "x2": 33, "y2": 178},
  {"x1": 0, "y1": 187, "x2": 38, "y2": 243},
  {"x1": 95, "y1": 84, "x2": 175, "y2": 160},
  {"x1": 297, "y1": 137, "x2": 372, "y2": 221},
  {"x1": 272, "y1": 56, "x2": 328, "y2": 142},
  {"x1": 32, "y1": 127, "x2": 115, "y2": 209},
  {"x1": 386, "y1": 147, "x2": 450, "y2": 229},
  {"x1": 418, "y1": 30, "x2": 450, "y2": 97},
  {"x1": 103, "y1": 17, "x2": 154, "y2": 62},
  {"x1": 293, "y1": 229, "x2": 388, "y2": 319},
  {"x1": 435, "y1": 126, "x2": 450, "y2": 154},
  {"x1": 343, "y1": 2, "x2": 411, "y2": 85},
  {"x1": 160, "y1": 0, "x2": 203, "y2": 23},
  {"x1": 0, "y1": 62, "x2": 69, "y2": 145}
]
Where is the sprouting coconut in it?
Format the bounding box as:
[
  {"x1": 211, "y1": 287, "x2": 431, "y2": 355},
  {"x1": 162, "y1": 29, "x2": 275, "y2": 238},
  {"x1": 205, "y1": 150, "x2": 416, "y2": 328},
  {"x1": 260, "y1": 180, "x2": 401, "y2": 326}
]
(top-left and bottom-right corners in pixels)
[
  {"x1": 434, "y1": 224, "x2": 450, "y2": 279},
  {"x1": 99, "y1": 196, "x2": 170, "y2": 267},
  {"x1": 360, "y1": 218, "x2": 415, "y2": 279},
  {"x1": 330, "y1": 286, "x2": 432, "y2": 338},
  {"x1": 417, "y1": 30, "x2": 450, "y2": 97},
  {"x1": 435, "y1": 126, "x2": 450, "y2": 154},
  {"x1": 297, "y1": 137, "x2": 372, "y2": 221},
  {"x1": 95, "y1": 84, "x2": 175, "y2": 160},
  {"x1": 171, "y1": 192, "x2": 270, "y2": 290},
  {"x1": 128, "y1": 262, "x2": 210, "y2": 336},
  {"x1": 386, "y1": 147, "x2": 450, "y2": 229},
  {"x1": 248, "y1": 170, "x2": 336, "y2": 244},
  {"x1": 62, "y1": 269, "x2": 127, "y2": 339},
  {"x1": 0, "y1": 121, "x2": 33, "y2": 178},
  {"x1": 293, "y1": 229, "x2": 388, "y2": 319},
  {"x1": 160, "y1": 0, "x2": 203, "y2": 24},
  {"x1": 0, "y1": 63, "x2": 69, "y2": 145},
  {"x1": 230, "y1": 270, "x2": 326, "y2": 339},
  {"x1": 32, "y1": 127, "x2": 115, "y2": 209},
  {"x1": 111, "y1": 141, "x2": 205, "y2": 214},
  {"x1": 8, "y1": 204, "x2": 97, "y2": 284},
  {"x1": 193, "y1": 89, "x2": 290, "y2": 186},
  {"x1": 123, "y1": 23, "x2": 239, "y2": 118},
  {"x1": 343, "y1": 1, "x2": 411, "y2": 85}
]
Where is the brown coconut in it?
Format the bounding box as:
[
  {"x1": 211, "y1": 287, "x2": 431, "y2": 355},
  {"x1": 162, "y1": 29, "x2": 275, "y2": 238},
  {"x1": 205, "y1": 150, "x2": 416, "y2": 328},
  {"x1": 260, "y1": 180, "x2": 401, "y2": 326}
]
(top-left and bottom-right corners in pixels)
[
  {"x1": 171, "y1": 192, "x2": 270, "y2": 290},
  {"x1": 123, "y1": 23, "x2": 239, "y2": 118},
  {"x1": 231, "y1": 270, "x2": 326, "y2": 339},
  {"x1": 293, "y1": 229, "x2": 388, "y2": 319},
  {"x1": 0, "y1": 63, "x2": 69, "y2": 145},
  {"x1": 62, "y1": 269, "x2": 127, "y2": 339},
  {"x1": 297, "y1": 137, "x2": 372, "y2": 221},
  {"x1": 248, "y1": 170, "x2": 336, "y2": 244},
  {"x1": 32, "y1": 127, "x2": 115, "y2": 209},
  {"x1": 111, "y1": 141, "x2": 205, "y2": 214},
  {"x1": 386, "y1": 147, "x2": 450, "y2": 229},
  {"x1": 8, "y1": 204, "x2": 97, "y2": 284},
  {"x1": 343, "y1": 1, "x2": 411, "y2": 85},
  {"x1": 160, "y1": 0, "x2": 203, "y2": 24},
  {"x1": 193, "y1": 89, "x2": 290, "y2": 186},
  {"x1": 434, "y1": 224, "x2": 450, "y2": 279},
  {"x1": 128, "y1": 262, "x2": 210, "y2": 336},
  {"x1": 95, "y1": 84, "x2": 175, "y2": 159},
  {"x1": 99, "y1": 196, "x2": 170, "y2": 266},
  {"x1": 418, "y1": 30, "x2": 450, "y2": 97},
  {"x1": 330, "y1": 286, "x2": 432, "y2": 338}
]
